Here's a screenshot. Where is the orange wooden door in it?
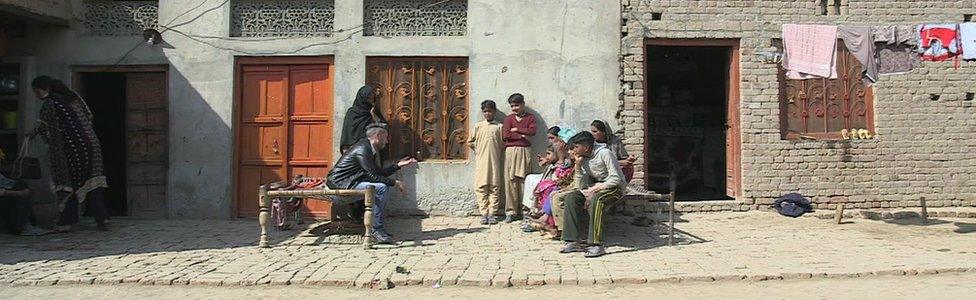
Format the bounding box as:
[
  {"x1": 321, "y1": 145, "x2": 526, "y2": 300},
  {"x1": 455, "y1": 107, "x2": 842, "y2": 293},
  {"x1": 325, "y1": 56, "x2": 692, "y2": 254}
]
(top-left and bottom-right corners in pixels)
[
  {"x1": 236, "y1": 62, "x2": 334, "y2": 218},
  {"x1": 237, "y1": 66, "x2": 289, "y2": 217},
  {"x1": 287, "y1": 65, "x2": 334, "y2": 218}
]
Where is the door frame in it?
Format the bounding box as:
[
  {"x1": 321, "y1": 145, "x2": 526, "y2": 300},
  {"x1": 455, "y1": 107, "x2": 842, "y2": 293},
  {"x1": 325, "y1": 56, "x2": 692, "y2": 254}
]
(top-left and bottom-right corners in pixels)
[
  {"x1": 71, "y1": 65, "x2": 170, "y2": 99},
  {"x1": 71, "y1": 64, "x2": 170, "y2": 216},
  {"x1": 231, "y1": 56, "x2": 334, "y2": 218},
  {"x1": 642, "y1": 38, "x2": 742, "y2": 198}
]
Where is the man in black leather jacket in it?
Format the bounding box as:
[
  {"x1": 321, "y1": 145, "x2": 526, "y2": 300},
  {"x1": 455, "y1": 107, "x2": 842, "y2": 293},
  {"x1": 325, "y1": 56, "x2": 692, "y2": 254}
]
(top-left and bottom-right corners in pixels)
[{"x1": 327, "y1": 123, "x2": 416, "y2": 244}]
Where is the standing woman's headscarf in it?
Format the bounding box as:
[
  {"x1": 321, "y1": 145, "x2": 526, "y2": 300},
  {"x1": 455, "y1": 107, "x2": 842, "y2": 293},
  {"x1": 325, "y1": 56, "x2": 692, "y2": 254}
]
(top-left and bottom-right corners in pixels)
[{"x1": 340, "y1": 85, "x2": 387, "y2": 151}]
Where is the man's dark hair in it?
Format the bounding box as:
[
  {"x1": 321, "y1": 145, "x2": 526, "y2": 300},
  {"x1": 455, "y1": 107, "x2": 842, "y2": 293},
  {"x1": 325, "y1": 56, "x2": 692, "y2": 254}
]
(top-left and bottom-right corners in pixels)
[
  {"x1": 566, "y1": 131, "x2": 595, "y2": 149},
  {"x1": 365, "y1": 123, "x2": 388, "y2": 137},
  {"x1": 507, "y1": 93, "x2": 525, "y2": 104},
  {"x1": 480, "y1": 100, "x2": 497, "y2": 111},
  {"x1": 547, "y1": 126, "x2": 561, "y2": 136}
]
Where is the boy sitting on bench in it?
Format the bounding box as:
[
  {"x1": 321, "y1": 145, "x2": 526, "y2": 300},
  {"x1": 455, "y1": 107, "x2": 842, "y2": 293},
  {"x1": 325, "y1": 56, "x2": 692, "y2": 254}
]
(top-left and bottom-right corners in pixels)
[{"x1": 559, "y1": 131, "x2": 626, "y2": 258}]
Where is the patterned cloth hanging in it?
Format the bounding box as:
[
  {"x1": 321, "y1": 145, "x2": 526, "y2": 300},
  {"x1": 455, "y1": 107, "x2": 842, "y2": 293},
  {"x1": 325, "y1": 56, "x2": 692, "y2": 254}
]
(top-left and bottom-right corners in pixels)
[
  {"x1": 877, "y1": 44, "x2": 921, "y2": 75},
  {"x1": 916, "y1": 24, "x2": 961, "y2": 62}
]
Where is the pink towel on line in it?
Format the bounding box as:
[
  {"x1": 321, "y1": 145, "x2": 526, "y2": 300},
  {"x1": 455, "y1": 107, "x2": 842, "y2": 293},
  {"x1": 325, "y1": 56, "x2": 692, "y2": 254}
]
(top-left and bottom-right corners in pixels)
[{"x1": 782, "y1": 24, "x2": 838, "y2": 79}]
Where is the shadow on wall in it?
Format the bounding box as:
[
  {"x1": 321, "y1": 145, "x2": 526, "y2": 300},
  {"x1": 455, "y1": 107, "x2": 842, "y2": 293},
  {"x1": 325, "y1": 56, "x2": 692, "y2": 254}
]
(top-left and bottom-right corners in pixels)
[
  {"x1": 383, "y1": 127, "x2": 469, "y2": 217},
  {"x1": 521, "y1": 106, "x2": 550, "y2": 170},
  {"x1": 165, "y1": 63, "x2": 232, "y2": 219}
]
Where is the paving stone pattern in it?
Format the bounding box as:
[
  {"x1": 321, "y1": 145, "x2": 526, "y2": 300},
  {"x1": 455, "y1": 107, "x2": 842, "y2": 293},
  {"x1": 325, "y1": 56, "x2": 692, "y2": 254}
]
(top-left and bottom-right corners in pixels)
[{"x1": 1, "y1": 212, "x2": 975, "y2": 288}]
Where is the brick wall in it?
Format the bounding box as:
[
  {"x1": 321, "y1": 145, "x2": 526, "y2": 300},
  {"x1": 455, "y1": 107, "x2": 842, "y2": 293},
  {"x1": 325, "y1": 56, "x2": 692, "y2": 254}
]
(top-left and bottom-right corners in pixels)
[{"x1": 619, "y1": 0, "x2": 976, "y2": 211}]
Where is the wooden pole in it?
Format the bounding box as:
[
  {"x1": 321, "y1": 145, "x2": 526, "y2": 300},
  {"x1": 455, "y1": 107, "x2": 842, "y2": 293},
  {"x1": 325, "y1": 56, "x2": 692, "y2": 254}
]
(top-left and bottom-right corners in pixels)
[
  {"x1": 258, "y1": 185, "x2": 270, "y2": 248},
  {"x1": 920, "y1": 196, "x2": 928, "y2": 223},
  {"x1": 363, "y1": 186, "x2": 376, "y2": 249},
  {"x1": 668, "y1": 171, "x2": 676, "y2": 246},
  {"x1": 834, "y1": 203, "x2": 845, "y2": 224}
]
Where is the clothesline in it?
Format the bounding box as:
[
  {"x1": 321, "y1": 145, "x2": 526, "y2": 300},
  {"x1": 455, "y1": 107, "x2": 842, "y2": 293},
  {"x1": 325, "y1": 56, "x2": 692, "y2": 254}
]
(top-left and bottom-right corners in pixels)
[{"x1": 780, "y1": 22, "x2": 976, "y2": 84}]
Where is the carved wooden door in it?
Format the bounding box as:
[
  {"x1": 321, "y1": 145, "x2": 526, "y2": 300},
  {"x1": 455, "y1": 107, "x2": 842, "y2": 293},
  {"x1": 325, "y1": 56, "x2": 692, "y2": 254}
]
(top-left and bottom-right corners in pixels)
[
  {"x1": 126, "y1": 72, "x2": 169, "y2": 218},
  {"x1": 236, "y1": 60, "x2": 334, "y2": 218}
]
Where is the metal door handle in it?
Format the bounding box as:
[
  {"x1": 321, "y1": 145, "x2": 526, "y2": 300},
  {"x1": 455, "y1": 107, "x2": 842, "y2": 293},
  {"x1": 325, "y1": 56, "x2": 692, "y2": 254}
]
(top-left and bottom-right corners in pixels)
[{"x1": 272, "y1": 139, "x2": 279, "y2": 154}]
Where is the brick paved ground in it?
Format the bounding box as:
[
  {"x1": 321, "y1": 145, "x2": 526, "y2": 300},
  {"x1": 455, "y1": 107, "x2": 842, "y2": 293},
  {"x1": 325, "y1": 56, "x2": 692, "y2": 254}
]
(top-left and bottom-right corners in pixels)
[{"x1": 2, "y1": 212, "x2": 975, "y2": 288}]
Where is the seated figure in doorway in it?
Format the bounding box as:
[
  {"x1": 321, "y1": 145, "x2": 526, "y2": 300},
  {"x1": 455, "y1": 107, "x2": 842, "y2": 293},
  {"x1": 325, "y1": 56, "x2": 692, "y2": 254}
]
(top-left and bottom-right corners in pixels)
[{"x1": 326, "y1": 123, "x2": 417, "y2": 244}]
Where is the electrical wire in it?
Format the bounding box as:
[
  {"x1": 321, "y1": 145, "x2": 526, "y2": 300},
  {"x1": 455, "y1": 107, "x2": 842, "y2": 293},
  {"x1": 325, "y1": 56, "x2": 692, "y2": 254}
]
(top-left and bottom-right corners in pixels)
[
  {"x1": 103, "y1": 0, "x2": 228, "y2": 68},
  {"x1": 162, "y1": 23, "x2": 365, "y2": 42},
  {"x1": 103, "y1": 0, "x2": 463, "y2": 66},
  {"x1": 108, "y1": 40, "x2": 145, "y2": 67},
  {"x1": 107, "y1": 0, "x2": 369, "y2": 63},
  {"x1": 160, "y1": 0, "x2": 230, "y2": 34},
  {"x1": 161, "y1": 25, "x2": 364, "y2": 55}
]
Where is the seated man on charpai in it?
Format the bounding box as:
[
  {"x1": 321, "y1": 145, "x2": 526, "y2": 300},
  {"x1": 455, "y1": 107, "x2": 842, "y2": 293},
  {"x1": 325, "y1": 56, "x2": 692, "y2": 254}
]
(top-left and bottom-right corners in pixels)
[{"x1": 326, "y1": 123, "x2": 417, "y2": 244}]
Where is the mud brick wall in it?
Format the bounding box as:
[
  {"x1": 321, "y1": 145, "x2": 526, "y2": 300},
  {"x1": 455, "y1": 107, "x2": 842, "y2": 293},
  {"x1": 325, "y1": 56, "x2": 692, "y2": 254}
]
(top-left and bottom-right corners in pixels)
[{"x1": 619, "y1": 0, "x2": 976, "y2": 211}]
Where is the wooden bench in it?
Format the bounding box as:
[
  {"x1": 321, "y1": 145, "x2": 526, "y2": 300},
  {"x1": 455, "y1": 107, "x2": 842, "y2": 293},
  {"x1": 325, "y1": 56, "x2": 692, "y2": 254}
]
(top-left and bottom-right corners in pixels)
[{"x1": 257, "y1": 177, "x2": 376, "y2": 249}]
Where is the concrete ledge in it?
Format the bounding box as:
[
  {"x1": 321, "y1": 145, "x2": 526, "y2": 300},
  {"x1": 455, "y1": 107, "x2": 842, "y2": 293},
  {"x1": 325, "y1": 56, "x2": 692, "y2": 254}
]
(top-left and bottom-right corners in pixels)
[{"x1": 10, "y1": 266, "x2": 975, "y2": 289}]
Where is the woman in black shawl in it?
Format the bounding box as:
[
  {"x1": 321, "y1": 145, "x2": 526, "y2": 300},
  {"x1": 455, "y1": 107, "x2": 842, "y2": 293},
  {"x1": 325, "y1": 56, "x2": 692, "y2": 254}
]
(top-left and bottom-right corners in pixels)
[
  {"x1": 30, "y1": 76, "x2": 109, "y2": 231},
  {"x1": 339, "y1": 85, "x2": 386, "y2": 153}
]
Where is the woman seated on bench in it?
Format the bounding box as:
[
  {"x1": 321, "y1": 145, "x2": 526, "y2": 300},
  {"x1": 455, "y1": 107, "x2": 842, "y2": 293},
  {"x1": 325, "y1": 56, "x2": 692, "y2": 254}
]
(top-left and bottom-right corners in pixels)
[{"x1": 558, "y1": 131, "x2": 626, "y2": 258}]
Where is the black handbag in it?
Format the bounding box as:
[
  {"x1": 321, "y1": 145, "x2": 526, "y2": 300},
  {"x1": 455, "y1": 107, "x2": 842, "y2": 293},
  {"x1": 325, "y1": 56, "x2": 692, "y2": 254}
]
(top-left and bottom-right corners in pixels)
[{"x1": 11, "y1": 136, "x2": 41, "y2": 180}]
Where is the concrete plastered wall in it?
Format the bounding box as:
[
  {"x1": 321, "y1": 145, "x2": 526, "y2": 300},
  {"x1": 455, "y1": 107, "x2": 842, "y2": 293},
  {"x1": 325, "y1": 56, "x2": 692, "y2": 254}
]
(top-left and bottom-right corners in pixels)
[
  {"x1": 620, "y1": 0, "x2": 976, "y2": 212},
  {"x1": 6, "y1": 0, "x2": 621, "y2": 218},
  {"x1": 0, "y1": 0, "x2": 73, "y2": 24}
]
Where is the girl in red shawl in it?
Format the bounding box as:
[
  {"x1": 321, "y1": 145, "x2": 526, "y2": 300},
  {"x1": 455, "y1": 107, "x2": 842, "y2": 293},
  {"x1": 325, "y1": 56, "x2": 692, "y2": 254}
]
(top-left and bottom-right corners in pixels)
[{"x1": 523, "y1": 126, "x2": 577, "y2": 239}]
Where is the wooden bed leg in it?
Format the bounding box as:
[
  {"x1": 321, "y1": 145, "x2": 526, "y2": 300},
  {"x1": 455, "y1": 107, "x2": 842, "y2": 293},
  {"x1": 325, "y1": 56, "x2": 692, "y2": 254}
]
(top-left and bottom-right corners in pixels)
[
  {"x1": 363, "y1": 187, "x2": 376, "y2": 250},
  {"x1": 258, "y1": 185, "x2": 271, "y2": 248},
  {"x1": 668, "y1": 171, "x2": 676, "y2": 247}
]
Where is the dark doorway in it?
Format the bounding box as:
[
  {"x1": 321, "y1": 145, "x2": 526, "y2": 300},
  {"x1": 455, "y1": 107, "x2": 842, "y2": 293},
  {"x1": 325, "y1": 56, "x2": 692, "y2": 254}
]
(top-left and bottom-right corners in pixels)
[
  {"x1": 74, "y1": 67, "x2": 169, "y2": 218},
  {"x1": 77, "y1": 73, "x2": 128, "y2": 216},
  {"x1": 645, "y1": 45, "x2": 735, "y2": 201}
]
